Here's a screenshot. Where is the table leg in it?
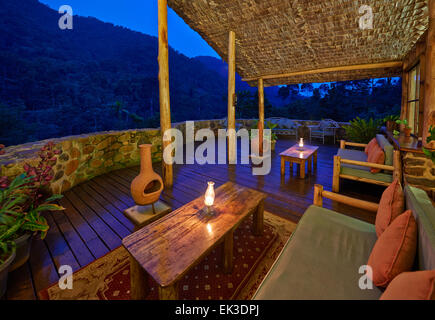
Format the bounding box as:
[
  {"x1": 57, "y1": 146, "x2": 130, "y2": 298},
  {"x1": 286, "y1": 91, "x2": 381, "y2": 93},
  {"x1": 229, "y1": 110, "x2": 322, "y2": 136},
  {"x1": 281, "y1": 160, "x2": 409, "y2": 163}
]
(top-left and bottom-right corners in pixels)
[
  {"x1": 253, "y1": 199, "x2": 264, "y2": 236},
  {"x1": 300, "y1": 161, "x2": 306, "y2": 179},
  {"x1": 280, "y1": 157, "x2": 285, "y2": 176},
  {"x1": 159, "y1": 283, "x2": 179, "y2": 300},
  {"x1": 223, "y1": 230, "x2": 234, "y2": 274},
  {"x1": 314, "y1": 151, "x2": 318, "y2": 168},
  {"x1": 289, "y1": 162, "x2": 293, "y2": 174},
  {"x1": 308, "y1": 156, "x2": 312, "y2": 174},
  {"x1": 129, "y1": 254, "x2": 150, "y2": 300}
]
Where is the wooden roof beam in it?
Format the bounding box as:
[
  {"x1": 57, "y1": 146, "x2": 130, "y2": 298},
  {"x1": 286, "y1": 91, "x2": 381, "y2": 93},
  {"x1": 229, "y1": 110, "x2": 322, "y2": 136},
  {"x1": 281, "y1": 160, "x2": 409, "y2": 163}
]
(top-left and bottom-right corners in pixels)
[{"x1": 242, "y1": 61, "x2": 403, "y2": 83}]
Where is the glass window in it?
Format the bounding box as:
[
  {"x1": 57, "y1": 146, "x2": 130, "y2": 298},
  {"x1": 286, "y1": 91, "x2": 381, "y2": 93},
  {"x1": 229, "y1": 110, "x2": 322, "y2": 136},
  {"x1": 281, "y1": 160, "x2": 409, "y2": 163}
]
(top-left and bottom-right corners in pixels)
[{"x1": 407, "y1": 64, "x2": 420, "y2": 135}]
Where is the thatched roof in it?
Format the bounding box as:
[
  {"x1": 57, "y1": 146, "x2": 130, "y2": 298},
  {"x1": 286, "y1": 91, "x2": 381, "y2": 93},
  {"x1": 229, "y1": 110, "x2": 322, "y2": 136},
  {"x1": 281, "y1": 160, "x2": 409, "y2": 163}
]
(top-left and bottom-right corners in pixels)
[{"x1": 168, "y1": 0, "x2": 429, "y2": 86}]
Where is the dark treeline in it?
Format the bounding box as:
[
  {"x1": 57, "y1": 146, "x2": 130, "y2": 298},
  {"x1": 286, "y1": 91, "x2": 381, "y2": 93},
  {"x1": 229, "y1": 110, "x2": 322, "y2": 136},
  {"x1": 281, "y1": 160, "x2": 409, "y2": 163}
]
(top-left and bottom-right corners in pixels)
[{"x1": 0, "y1": 0, "x2": 401, "y2": 146}]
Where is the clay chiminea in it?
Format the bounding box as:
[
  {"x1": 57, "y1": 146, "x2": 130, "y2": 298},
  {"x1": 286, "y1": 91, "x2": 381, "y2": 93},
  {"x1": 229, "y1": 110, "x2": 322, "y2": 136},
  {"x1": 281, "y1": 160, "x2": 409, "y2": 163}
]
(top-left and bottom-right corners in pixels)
[{"x1": 131, "y1": 144, "x2": 164, "y2": 206}]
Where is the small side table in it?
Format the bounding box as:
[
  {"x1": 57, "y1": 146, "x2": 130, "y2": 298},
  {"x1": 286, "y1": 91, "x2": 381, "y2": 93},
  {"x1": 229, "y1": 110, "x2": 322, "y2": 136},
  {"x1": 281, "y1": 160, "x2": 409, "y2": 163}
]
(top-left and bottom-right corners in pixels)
[{"x1": 280, "y1": 144, "x2": 319, "y2": 179}]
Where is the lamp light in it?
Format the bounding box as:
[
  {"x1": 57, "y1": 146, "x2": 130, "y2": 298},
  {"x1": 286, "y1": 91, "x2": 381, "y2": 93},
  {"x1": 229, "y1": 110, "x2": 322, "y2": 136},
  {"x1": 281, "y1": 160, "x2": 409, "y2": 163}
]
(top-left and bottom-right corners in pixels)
[
  {"x1": 204, "y1": 181, "x2": 215, "y2": 214},
  {"x1": 299, "y1": 138, "x2": 304, "y2": 149}
]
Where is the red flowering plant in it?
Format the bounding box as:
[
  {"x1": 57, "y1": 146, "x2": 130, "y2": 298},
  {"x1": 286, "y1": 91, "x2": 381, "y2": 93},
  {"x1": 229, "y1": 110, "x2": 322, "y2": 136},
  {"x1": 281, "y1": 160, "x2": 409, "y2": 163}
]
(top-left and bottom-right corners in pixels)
[
  {"x1": 0, "y1": 144, "x2": 5, "y2": 156},
  {"x1": 0, "y1": 142, "x2": 64, "y2": 263}
]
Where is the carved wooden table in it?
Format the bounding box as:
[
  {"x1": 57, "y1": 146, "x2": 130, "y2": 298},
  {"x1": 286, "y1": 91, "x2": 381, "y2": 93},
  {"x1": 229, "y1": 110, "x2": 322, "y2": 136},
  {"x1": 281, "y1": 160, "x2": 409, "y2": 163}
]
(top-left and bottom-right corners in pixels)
[
  {"x1": 280, "y1": 144, "x2": 319, "y2": 179},
  {"x1": 122, "y1": 182, "x2": 267, "y2": 300}
]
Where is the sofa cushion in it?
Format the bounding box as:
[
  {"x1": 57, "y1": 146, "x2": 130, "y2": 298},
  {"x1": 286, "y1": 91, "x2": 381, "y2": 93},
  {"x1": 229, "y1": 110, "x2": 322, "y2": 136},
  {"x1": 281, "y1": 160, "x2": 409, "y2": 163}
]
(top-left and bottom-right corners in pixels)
[
  {"x1": 367, "y1": 144, "x2": 385, "y2": 173},
  {"x1": 380, "y1": 270, "x2": 435, "y2": 300},
  {"x1": 337, "y1": 148, "x2": 369, "y2": 171},
  {"x1": 405, "y1": 186, "x2": 435, "y2": 271},
  {"x1": 340, "y1": 167, "x2": 393, "y2": 184},
  {"x1": 253, "y1": 206, "x2": 382, "y2": 300},
  {"x1": 375, "y1": 179, "x2": 405, "y2": 237},
  {"x1": 368, "y1": 210, "x2": 417, "y2": 288},
  {"x1": 365, "y1": 138, "x2": 378, "y2": 154},
  {"x1": 376, "y1": 134, "x2": 394, "y2": 166}
]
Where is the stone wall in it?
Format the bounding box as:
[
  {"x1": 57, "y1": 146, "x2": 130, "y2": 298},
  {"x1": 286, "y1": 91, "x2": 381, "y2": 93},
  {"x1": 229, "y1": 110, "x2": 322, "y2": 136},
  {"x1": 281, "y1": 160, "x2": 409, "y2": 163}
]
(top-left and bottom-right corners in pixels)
[
  {"x1": 0, "y1": 129, "x2": 163, "y2": 194},
  {"x1": 0, "y1": 118, "x2": 348, "y2": 194},
  {"x1": 403, "y1": 151, "x2": 435, "y2": 199}
]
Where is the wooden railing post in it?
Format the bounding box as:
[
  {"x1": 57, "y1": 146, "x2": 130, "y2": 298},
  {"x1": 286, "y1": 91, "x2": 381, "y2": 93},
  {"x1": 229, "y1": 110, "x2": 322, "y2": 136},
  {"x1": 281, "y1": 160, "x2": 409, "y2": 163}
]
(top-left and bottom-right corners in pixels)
[
  {"x1": 158, "y1": 0, "x2": 173, "y2": 187},
  {"x1": 313, "y1": 184, "x2": 324, "y2": 207},
  {"x1": 258, "y1": 78, "x2": 264, "y2": 156},
  {"x1": 393, "y1": 150, "x2": 402, "y2": 183},
  {"x1": 423, "y1": 0, "x2": 435, "y2": 148},
  {"x1": 227, "y1": 31, "x2": 236, "y2": 163},
  {"x1": 340, "y1": 140, "x2": 346, "y2": 149},
  {"x1": 332, "y1": 156, "x2": 341, "y2": 192}
]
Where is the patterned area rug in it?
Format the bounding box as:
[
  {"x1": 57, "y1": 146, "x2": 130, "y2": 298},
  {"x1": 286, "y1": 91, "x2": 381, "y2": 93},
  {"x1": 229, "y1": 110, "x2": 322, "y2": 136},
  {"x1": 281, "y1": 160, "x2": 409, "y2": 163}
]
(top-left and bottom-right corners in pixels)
[{"x1": 40, "y1": 212, "x2": 296, "y2": 300}]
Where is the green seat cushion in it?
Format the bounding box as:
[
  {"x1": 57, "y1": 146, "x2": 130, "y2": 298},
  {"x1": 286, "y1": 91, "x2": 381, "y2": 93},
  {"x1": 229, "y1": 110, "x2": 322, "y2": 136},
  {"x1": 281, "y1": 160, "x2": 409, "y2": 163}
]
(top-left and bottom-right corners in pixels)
[
  {"x1": 376, "y1": 134, "x2": 394, "y2": 166},
  {"x1": 254, "y1": 206, "x2": 382, "y2": 300},
  {"x1": 340, "y1": 166, "x2": 393, "y2": 183},
  {"x1": 337, "y1": 148, "x2": 369, "y2": 171},
  {"x1": 404, "y1": 186, "x2": 435, "y2": 271}
]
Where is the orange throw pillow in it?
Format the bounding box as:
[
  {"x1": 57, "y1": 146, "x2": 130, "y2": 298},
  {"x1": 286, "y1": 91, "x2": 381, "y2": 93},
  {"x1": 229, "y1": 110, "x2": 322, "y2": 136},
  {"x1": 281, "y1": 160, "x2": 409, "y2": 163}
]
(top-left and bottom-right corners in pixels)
[
  {"x1": 367, "y1": 210, "x2": 417, "y2": 288},
  {"x1": 375, "y1": 179, "x2": 405, "y2": 237},
  {"x1": 367, "y1": 144, "x2": 385, "y2": 173},
  {"x1": 365, "y1": 138, "x2": 378, "y2": 154},
  {"x1": 380, "y1": 271, "x2": 435, "y2": 300}
]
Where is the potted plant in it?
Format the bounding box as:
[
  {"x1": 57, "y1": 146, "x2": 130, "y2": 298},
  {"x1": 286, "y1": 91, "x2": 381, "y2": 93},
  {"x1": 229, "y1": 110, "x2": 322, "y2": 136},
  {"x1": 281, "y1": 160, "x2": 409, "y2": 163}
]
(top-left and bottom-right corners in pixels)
[
  {"x1": 396, "y1": 119, "x2": 412, "y2": 137},
  {"x1": 383, "y1": 115, "x2": 399, "y2": 132},
  {"x1": 423, "y1": 126, "x2": 435, "y2": 164},
  {"x1": 0, "y1": 233, "x2": 16, "y2": 298},
  {"x1": 0, "y1": 142, "x2": 64, "y2": 272},
  {"x1": 249, "y1": 120, "x2": 278, "y2": 154}
]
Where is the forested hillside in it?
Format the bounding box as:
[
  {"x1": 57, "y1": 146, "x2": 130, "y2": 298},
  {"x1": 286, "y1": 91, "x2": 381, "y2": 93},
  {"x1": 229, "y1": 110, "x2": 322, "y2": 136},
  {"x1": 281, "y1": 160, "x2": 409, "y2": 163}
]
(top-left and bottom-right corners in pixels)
[{"x1": 0, "y1": 0, "x2": 402, "y2": 146}]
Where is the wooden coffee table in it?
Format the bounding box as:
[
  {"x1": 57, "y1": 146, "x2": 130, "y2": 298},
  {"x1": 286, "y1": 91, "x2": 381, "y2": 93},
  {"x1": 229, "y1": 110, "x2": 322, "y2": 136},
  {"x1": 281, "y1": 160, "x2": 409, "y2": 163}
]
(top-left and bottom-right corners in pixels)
[
  {"x1": 280, "y1": 144, "x2": 319, "y2": 179},
  {"x1": 122, "y1": 182, "x2": 267, "y2": 300}
]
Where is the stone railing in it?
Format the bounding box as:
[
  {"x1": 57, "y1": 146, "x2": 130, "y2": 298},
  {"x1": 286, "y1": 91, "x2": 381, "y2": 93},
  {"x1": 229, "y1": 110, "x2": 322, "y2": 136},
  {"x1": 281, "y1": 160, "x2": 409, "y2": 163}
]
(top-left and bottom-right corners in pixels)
[{"x1": 0, "y1": 118, "x2": 348, "y2": 194}]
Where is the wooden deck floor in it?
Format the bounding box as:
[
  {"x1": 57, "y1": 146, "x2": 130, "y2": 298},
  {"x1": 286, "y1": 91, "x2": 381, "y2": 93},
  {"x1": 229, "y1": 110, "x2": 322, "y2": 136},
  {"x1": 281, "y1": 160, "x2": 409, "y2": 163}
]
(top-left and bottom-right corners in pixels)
[{"x1": 5, "y1": 138, "x2": 385, "y2": 300}]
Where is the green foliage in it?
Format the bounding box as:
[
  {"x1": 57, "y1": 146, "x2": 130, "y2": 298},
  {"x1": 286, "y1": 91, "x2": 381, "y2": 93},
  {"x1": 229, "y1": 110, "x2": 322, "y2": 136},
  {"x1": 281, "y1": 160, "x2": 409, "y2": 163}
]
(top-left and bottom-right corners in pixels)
[
  {"x1": 248, "y1": 120, "x2": 278, "y2": 142},
  {"x1": 343, "y1": 117, "x2": 382, "y2": 143},
  {"x1": 396, "y1": 119, "x2": 411, "y2": 129},
  {"x1": 423, "y1": 126, "x2": 435, "y2": 164},
  {"x1": 393, "y1": 130, "x2": 400, "y2": 136},
  {"x1": 383, "y1": 114, "x2": 400, "y2": 123}
]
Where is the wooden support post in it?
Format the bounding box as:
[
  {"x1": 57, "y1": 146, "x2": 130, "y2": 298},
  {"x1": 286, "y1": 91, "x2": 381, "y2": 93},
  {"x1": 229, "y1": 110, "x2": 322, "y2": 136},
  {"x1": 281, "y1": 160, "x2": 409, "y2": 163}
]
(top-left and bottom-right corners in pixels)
[
  {"x1": 423, "y1": 0, "x2": 435, "y2": 148},
  {"x1": 258, "y1": 78, "x2": 265, "y2": 156},
  {"x1": 393, "y1": 150, "x2": 402, "y2": 183},
  {"x1": 401, "y1": 70, "x2": 409, "y2": 121},
  {"x1": 332, "y1": 156, "x2": 341, "y2": 193},
  {"x1": 158, "y1": 0, "x2": 173, "y2": 187},
  {"x1": 227, "y1": 31, "x2": 237, "y2": 163},
  {"x1": 313, "y1": 184, "x2": 324, "y2": 207}
]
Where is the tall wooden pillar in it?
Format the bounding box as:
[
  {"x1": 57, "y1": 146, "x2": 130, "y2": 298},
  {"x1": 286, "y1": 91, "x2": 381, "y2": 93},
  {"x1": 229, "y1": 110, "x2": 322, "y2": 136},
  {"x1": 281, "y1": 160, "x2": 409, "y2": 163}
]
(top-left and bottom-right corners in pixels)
[
  {"x1": 258, "y1": 78, "x2": 265, "y2": 156},
  {"x1": 158, "y1": 0, "x2": 173, "y2": 186},
  {"x1": 423, "y1": 0, "x2": 435, "y2": 148},
  {"x1": 227, "y1": 31, "x2": 236, "y2": 163}
]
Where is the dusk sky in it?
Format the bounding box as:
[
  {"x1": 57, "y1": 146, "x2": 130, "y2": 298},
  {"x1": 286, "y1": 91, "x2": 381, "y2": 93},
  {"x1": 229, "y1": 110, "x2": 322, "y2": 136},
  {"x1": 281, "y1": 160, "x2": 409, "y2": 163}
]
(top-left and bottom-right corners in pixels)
[{"x1": 40, "y1": 0, "x2": 220, "y2": 58}]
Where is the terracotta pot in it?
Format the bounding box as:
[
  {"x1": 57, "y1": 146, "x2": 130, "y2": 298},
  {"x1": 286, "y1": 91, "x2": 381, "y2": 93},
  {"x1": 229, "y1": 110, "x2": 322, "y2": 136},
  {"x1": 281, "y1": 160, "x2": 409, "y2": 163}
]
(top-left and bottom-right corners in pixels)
[
  {"x1": 131, "y1": 144, "x2": 163, "y2": 206},
  {"x1": 0, "y1": 250, "x2": 16, "y2": 298},
  {"x1": 10, "y1": 233, "x2": 32, "y2": 272},
  {"x1": 403, "y1": 127, "x2": 412, "y2": 137}
]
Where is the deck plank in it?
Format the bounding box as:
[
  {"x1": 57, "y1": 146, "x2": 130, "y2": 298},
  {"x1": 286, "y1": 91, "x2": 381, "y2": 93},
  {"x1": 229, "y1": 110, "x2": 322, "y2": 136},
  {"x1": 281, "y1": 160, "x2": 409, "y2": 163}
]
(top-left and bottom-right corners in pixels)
[{"x1": 6, "y1": 140, "x2": 382, "y2": 299}]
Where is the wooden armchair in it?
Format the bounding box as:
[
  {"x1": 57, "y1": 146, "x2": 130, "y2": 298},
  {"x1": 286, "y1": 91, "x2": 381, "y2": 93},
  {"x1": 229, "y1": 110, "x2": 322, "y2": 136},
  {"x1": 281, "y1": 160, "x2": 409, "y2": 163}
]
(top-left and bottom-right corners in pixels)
[{"x1": 332, "y1": 140, "x2": 402, "y2": 192}]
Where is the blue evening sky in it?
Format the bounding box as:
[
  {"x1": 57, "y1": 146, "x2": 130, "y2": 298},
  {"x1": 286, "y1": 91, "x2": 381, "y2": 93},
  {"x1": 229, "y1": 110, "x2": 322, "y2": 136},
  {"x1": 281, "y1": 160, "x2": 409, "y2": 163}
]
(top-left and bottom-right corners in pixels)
[{"x1": 40, "y1": 0, "x2": 220, "y2": 58}]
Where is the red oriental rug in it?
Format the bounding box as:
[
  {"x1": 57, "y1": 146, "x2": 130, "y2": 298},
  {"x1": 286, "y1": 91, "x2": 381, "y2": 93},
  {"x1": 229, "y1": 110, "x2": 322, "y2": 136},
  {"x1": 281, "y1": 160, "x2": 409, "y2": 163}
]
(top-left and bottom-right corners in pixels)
[{"x1": 40, "y1": 212, "x2": 296, "y2": 300}]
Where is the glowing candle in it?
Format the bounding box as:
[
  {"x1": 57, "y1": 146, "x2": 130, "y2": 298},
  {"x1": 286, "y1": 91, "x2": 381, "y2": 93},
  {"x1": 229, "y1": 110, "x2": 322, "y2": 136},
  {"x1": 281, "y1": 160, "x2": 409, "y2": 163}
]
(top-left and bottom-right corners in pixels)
[
  {"x1": 204, "y1": 181, "x2": 215, "y2": 207},
  {"x1": 299, "y1": 138, "x2": 304, "y2": 148}
]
